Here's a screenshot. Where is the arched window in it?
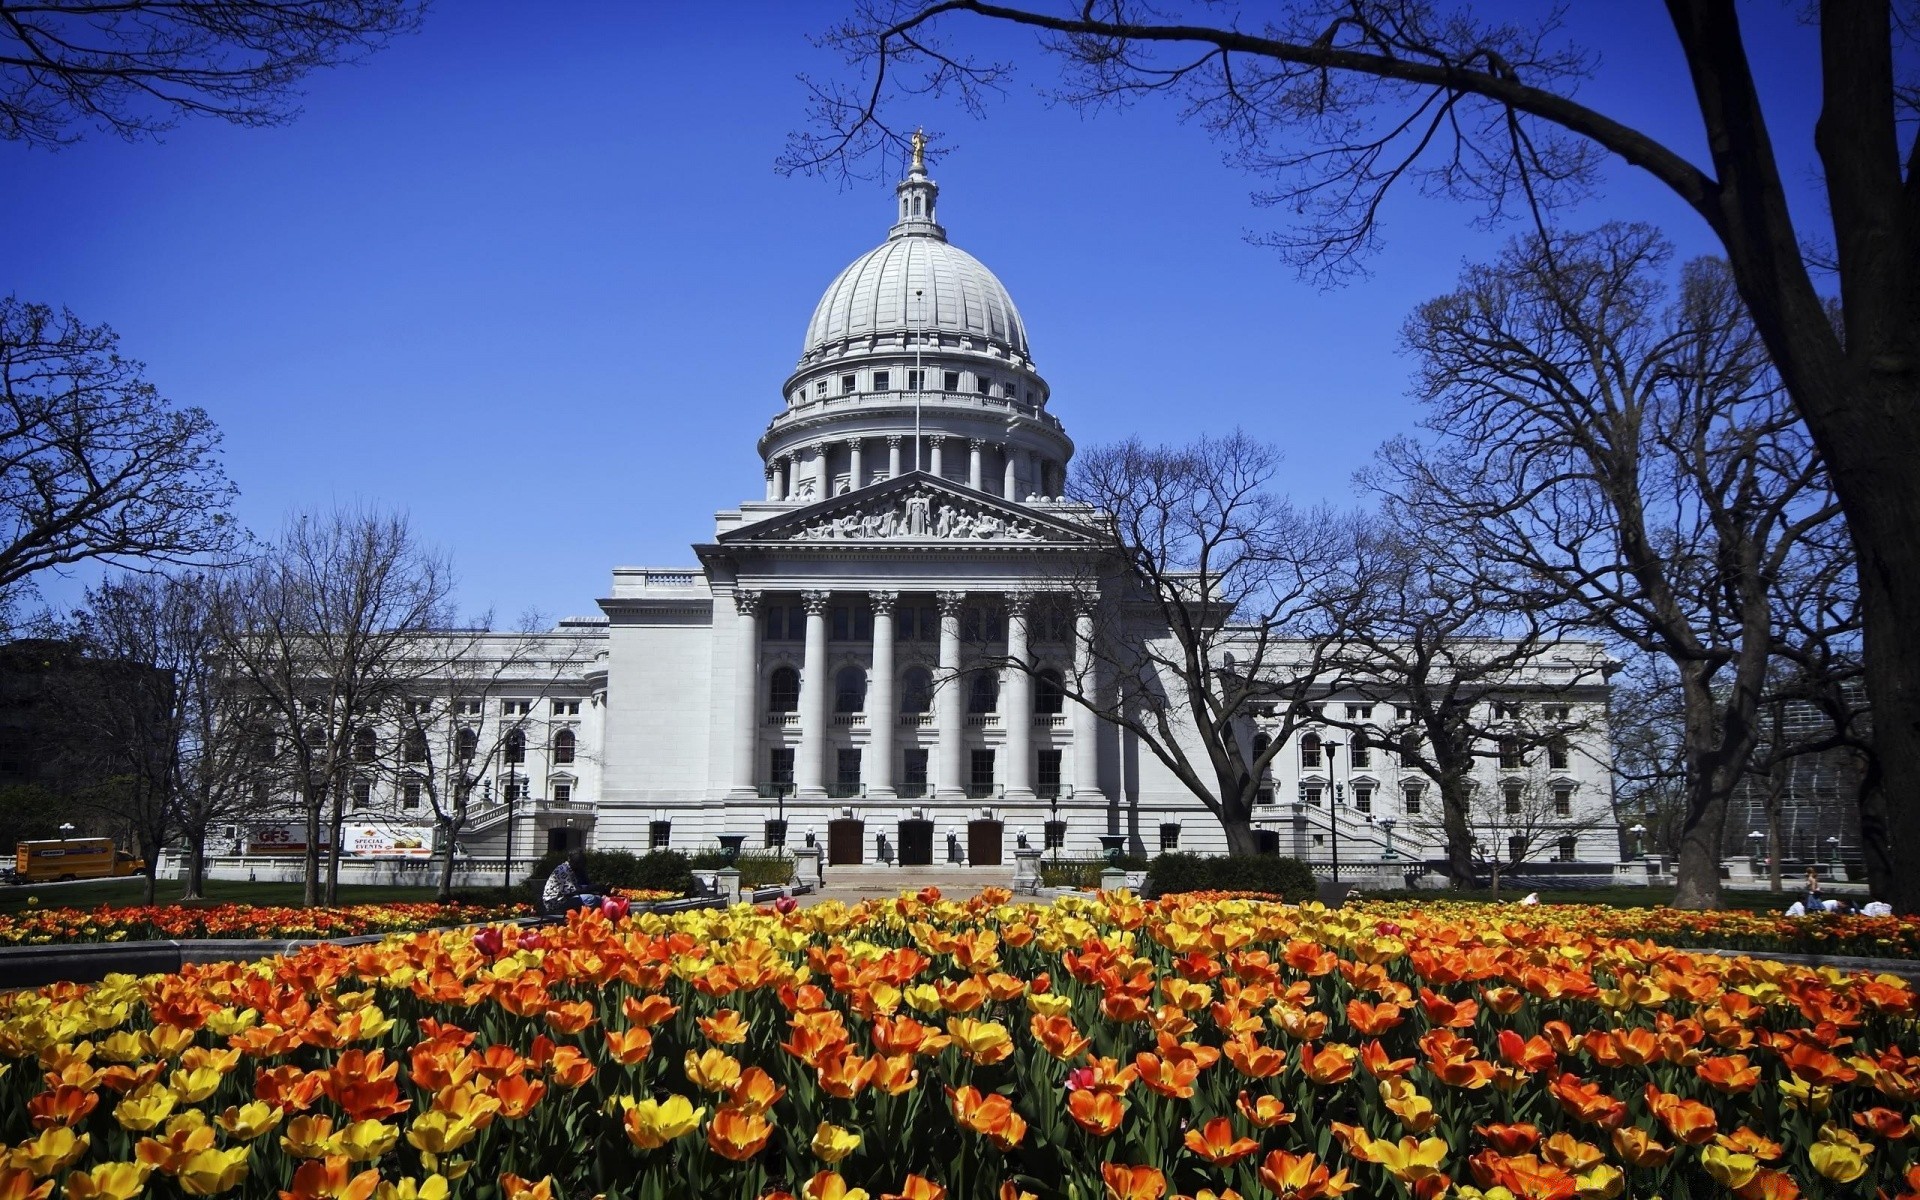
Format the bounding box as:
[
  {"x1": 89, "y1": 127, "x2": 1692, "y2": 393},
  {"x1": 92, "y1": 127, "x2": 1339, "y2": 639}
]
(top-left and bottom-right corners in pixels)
[
  {"x1": 968, "y1": 671, "x2": 999, "y2": 713},
  {"x1": 769, "y1": 667, "x2": 800, "y2": 713},
  {"x1": 1300, "y1": 732, "x2": 1322, "y2": 769},
  {"x1": 403, "y1": 728, "x2": 427, "y2": 763},
  {"x1": 552, "y1": 728, "x2": 576, "y2": 764},
  {"x1": 1251, "y1": 732, "x2": 1271, "y2": 769},
  {"x1": 455, "y1": 727, "x2": 477, "y2": 762},
  {"x1": 834, "y1": 666, "x2": 867, "y2": 712},
  {"x1": 503, "y1": 728, "x2": 526, "y2": 765},
  {"x1": 353, "y1": 727, "x2": 376, "y2": 764},
  {"x1": 1035, "y1": 668, "x2": 1065, "y2": 714},
  {"x1": 900, "y1": 667, "x2": 933, "y2": 713}
]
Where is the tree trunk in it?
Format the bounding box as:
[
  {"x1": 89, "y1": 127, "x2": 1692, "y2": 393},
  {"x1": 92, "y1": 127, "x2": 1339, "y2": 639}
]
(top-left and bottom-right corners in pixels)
[
  {"x1": 1218, "y1": 794, "x2": 1260, "y2": 856},
  {"x1": 1857, "y1": 559, "x2": 1919, "y2": 912},
  {"x1": 1489, "y1": 859, "x2": 1499, "y2": 901},
  {"x1": 1670, "y1": 763, "x2": 1728, "y2": 910},
  {"x1": 1437, "y1": 772, "x2": 1476, "y2": 888},
  {"x1": 1763, "y1": 762, "x2": 1786, "y2": 893},
  {"x1": 183, "y1": 829, "x2": 207, "y2": 900},
  {"x1": 436, "y1": 801, "x2": 465, "y2": 901},
  {"x1": 1852, "y1": 746, "x2": 1895, "y2": 902},
  {"x1": 141, "y1": 857, "x2": 158, "y2": 905},
  {"x1": 324, "y1": 789, "x2": 345, "y2": 905},
  {"x1": 302, "y1": 791, "x2": 323, "y2": 907},
  {"x1": 1767, "y1": 793, "x2": 1783, "y2": 893}
]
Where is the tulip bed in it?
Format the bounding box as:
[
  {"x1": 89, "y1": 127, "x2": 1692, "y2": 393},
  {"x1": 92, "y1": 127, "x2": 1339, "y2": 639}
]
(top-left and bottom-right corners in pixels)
[
  {"x1": 1354, "y1": 900, "x2": 1920, "y2": 962},
  {"x1": 0, "y1": 902, "x2": 529, "y2": 947},
  {"x1": 3, "y1": 891, "x2": 1919, "y2": 1200}
]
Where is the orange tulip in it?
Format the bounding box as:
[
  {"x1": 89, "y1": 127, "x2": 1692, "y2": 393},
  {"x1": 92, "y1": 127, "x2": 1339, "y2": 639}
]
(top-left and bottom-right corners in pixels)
[
  {"x1": 815, "y1": 1047, "x2": 877, "y2": 1100},
  {"x1": 1183, "y1": 1117, "x2": 1259, "y2": 1165},
  {"x1": 728, "y1": 1067, "x2": 787, "y2": 1114},
  {"x1": 1236, "y1": 1091, "x2": 1294, "y2": 1129},
  {"x1": 605, "y1": 1027, "x2": 653, "y2": 1067},
  {"x1": 1223, "y1": 1037, "x2": 1284, "y2": 1079},
  {"x1": 27, "y1": 1086, "x2": 98, "y2": 1131},
  {"x1": 1609, "y1": 1126, "x2": 1674, "y2": 1169},
  {"x1": 879, "y1": 1176, "x2": 945, "y2": 1200},
  {"x1": 278, "y1": 1157, "x2": 378, "y2": 1200},
  {"x1": 622, "y1": 995, "x2": 678, "y2": 1027},
  {"x1": 1696, "y1": 1054, "x2": 1761, "y2": 1094},
  {"x1": 1099, "y1": 1164, "x2": 1164, "y2": 1200},
  {"x1": 707, "y1": 1108, "x2": 773, "y2": 1162},
  {"x1": 1066, "y1": 1089, "x2": 1124, "y2": 1136},
  {"x1": 491, "y1": 1076, "x2": 546, "y2": 1121},
  {"x1": 946, "y1": 1086, "x2": 1027, "y2": 1151},
  {"x1": 1029, "y1": 1015, "x2": 1091, "y2": 1062},
  {"x1": 698, "y1": 1010, "x2": 750, "y2": 1046},
  {"x1": 1345, "y1": 999, "x2": 1404, "y2": 1036},
  {"x1": 1299, "y1": 1042, "x2": 1357, "y2": 1086},
  {"x1": 1256, "y1": 1150, "x2": 1355, "y2": 1199}
]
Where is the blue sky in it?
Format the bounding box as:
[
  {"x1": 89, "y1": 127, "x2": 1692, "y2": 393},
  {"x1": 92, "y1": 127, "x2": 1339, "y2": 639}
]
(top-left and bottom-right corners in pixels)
[{"x1": 4, "y1": 2, "x2": 1822, "y2": 625}]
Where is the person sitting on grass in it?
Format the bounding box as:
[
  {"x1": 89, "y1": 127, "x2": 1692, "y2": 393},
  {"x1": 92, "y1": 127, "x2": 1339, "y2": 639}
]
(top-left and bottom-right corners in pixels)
[{"x1": 540, "y1": 851, "x2": 600, "y2": 915}]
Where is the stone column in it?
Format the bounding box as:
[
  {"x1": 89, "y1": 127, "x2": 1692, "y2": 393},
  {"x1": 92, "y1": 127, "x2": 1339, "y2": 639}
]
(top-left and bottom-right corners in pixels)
[
  {"x1": 929, "y1": 436, "x2": 945, "y2": 480},
  {"x1": 1002, "y1": 447, "x2": 1018, "y2": 498},
  {"x1": 848, "y1": 439, "x2": 864, "y2": 491},
  {"x1": 796, "y1": 590, "x2": 832, "y2": 798},
  {"x1": 813, "y1": 446, "x2": 831, "y2": 500},
  {"x1": 1073, "y1": 605, "x2": 1104, "y2": 800},
  {"x1": 1024, "y1": 449, "x2": 1040, "y2": 500},
  {"x1": 776, "y1": 457, "x2": 791, "y2": 500},
  {"x1": 866, "y1": 592, "x2": 898, "y2": 797},
  {"x1": 887, "y1": 436, "x2": 903, "y2": 480},
  {"x1": 968, "y1": 439, "x2": 984, "y2": 491},
  {"x1": 935, "y1": 590, "x2": 967, "y2": 799},
  {"x1": 1004, "y1": 591, "x2": 1035, "y2": 800},
  {"x1": 730, "y1": 590, "x2": 761, "y2": 798},
  {"x1": 764, "y1": 466, "x2": 780, "y2": 502}
]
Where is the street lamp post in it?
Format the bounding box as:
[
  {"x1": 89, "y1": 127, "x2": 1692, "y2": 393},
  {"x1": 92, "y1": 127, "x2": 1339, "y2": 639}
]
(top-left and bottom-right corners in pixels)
[
  {"x1": 1629, "y1": 823, "x2": 1647, "y2": 861},
  {"x1": 1379, "y1": 817, "x2": 1398, "y2": 860},
  {"x1": 1748, "y1": 829, "x2": 1765, "y2": 867},
  {"x1": 1825, "y1": 835, "x2": 1840, "y2": 870},
  {"x1": 1322, "y1": 741, "x2": 1342, "y2": 883},
  {"x1": 502, "y1": 777, "x2": 517, "y2": 891}
]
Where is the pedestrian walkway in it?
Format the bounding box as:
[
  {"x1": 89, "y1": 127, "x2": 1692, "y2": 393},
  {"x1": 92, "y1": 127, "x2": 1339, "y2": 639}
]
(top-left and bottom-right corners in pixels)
[{"x1": 799, "y1": 864, "x2": 1016, "y2": 908}]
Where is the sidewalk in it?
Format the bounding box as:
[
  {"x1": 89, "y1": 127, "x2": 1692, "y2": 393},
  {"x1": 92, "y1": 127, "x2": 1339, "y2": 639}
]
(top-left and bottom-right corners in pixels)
[{"x1": 798, "y1": 864, "x2": 1016, "y2": 908}]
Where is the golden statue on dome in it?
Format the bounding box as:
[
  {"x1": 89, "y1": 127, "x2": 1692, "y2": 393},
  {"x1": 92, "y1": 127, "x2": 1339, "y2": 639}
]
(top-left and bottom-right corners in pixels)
[{"x1": 910, "y1": 127, "x2": 927, "y2": 174}]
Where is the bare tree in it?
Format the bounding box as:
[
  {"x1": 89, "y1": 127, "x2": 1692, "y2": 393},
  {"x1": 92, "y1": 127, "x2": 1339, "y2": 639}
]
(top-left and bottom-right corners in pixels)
[
  {"x1": 1410, "y1": 761, "x2": 1612, "y2": 900},
  {"x1": 791, "y1": 0, "x2": 1920, "y2": 913},
  {"x1": 1042, "y1": 432, "x2": 1361, "y2": 855},
  {"x1": 1324, "y1": 515, "x2": 1607, "y2": 887},
  {"x1": 1607, "y1": 651, "x2": 1689, "y2": 865},
  {"x1": 217, "y1": 507, "x2": 453, "y2": 906},
  {"x1": 1, "y1": 298, "x2": 236, "y2": 607},
  {"x1": 0, "y1": 0, "x2": 425, "y2": 148},
  {"x1": 1372, "y1": 225, "x2": 1844, "y2": 908},
  {"x1": 381, "y1": 620, "x2": 594, "y2": 901}
]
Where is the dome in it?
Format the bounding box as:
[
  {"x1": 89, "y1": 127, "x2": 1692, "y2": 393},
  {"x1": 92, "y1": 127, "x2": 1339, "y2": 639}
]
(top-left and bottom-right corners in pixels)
[
  {"x1": 802, "y1": 235, "x2": 1030, "y2": 362},
  {"x1": 798, "y1": 151, "x2": 1031, "y2": 366}
]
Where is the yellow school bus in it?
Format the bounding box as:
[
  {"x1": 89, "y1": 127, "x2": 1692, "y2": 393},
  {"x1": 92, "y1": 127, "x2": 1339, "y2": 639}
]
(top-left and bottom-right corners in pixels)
[{"x1": 12, "y1": 838, "x2": 145, "y2": 882}]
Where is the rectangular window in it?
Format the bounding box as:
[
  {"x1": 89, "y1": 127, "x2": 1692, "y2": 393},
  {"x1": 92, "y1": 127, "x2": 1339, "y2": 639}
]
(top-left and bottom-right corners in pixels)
[
  {"x1": 904, "y1": 368, "x2": 925, "y2": 390},
  {"x1": 1353, "y1": 783, "x2": 1373, "y2": 814},
  {"x1": 1492, "y1": 702, "x2": 1520, "y2": 721},
  {"x1": 352, "y1": 781, "x2": 371, "y2": 809},
  {"x1": 552, "y1": 782, "x2": 572, "y2": 805},
  {"x1": 553, "y1": 700, "x2": 580, "y2": 716},
  {"x1": 1548, "y1": 738, "x2": 1571, "y2": 770},
  {"x1": 1302, "y1": 784, "x2": 1323, "y2": 807},
  {"x1": 832, "y1": 606, "x2": 851, "y2": 641},
  {"x1": 769, "y1": 747, "x2": 795, "y2": 790},
  {"x1": 919, "y1": 606, "x2": 937, "y2": 641},
  {"x1": 457, "y1": 699, "x2": 481, "y2": 716},
  {"x1": 1499, "y1": 737, "x2": 1524, "y2": 770},
  {"x1": 1504, "y1": 783, "x2": 1523, "y2": 815},
  {"x1": 1557, "y1": 835, "x2": 1577, "y2": 862},
  {"x1": 407, "y1": 699, "x2": 433, "y2": 715},
  {"x1": 1160, "y1": 824, "x2": 1181, "y2": 851},
  {"x1": 1036, "y1": 750, "x2": 1062, "y2": 799},
  {"x1": 872, "y1": 370, "x2": 890, "y2": 391},
  {"x1": 650, "y1": 820, "x2": 672, "y2": 849},
  {"x1": 764, "y1": 608, "x2": 784, "y2": 641},
  {"x1": 1346, "y1": 704, "x2": 1372, "y2": 719},
  {"x1": 943, "y1": 370, "x2": 960, "y2": 392},
  {"x1": 1301, "y1": 738, "x2": 1322, "y2": 769},
  {"x1": 402, "y1": 782, "x2": 421, "y2": 810},
  {"x1": 503, "y1": 780, "x2": 522, "y2": 803},
  {"x1": 976, "y1": 376, "x2": 991, "y2": 395},
  {"x1": 1543, "y1": 704, "x2": 1571, "y2": 721},
  {"x1": 1351, "y1": 738, "x2": 1372, "y2": 769},
  {"x1": 901, "y1": 748, "x2": 929, "y2": 798},
  {"x1": 814, "y1": 380, "x2": 828, "y2": 397},
  {"x1": 1553, "y1": 786, "x2": 1572, "y2": 817},
  {"x1": 788, "y1": 605, "x2": 804, "y2": 638},
  {"x1": 896, "y1": 607, "x2": 916, "y2": 641},
  {"x1": 968, "y1": 749, "x2": 996, "y2": 798},
  {"x1": 1044, "y1": 820, "x2": 1066, "y2": 850},
  {"x1": 1399, "y1": 732, "x2": 1420, "y2": 765},
  {"x1": 855, "y1": 607, "x2": 872, "y2": 640},
  {"x1": 834, "y1": 749, "x2": 862, "y2": 797},
  {"x1": 1508, "y1": 834, "x2": 1527, "y2": 862},
  {"x1": 503, "y1": 700, "x2": 531, "y2": 716},
  {"x1": 1402, "y1": 783, "x2": 1423, "y2": 815},
  {"x1": 1395, "y1": 705, "x2": 1410, "y2": 720},
  {"x1": 841, "y1": 373, "x2": 856, "y2": 394}
]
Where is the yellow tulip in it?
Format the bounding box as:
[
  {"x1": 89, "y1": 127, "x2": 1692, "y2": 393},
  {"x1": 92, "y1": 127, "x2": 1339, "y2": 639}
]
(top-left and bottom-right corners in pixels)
[
  {"x1": 903, "y1": 984, "x2": 943, "y2": 1014},
  {"x1": 167, "y1": 1068, "x2": 223, "y2": 1105},
  {"x1": 12, "y1": 1129, "x2": 90, "y2": 1179},
  {"x1": 112, "y1": 1090, "x2": 175, "y2": 1133},
  {"x1": 1808, "y1": 1141, "x2": 1870, "y2": 1184},
  {"x1": 620, "y1": 1095, "x2": 705, "y2": 1151},
  {"x1": 1574, "y1": 1164, "x2": 1624, "y2": 1200},
  {"x1": 1369, "y1": 1136, "x2": 1450, "y2": 1183},
  {"x1": 1025, "y1": 992, "x2": 1072, "y2": 1018},
  {"x1": 1699, "y1": 1145, "x2": 1759, "y2": 1190},
  {"x1": 173, "y1": 1148, "x2": 248, "y2": 1197},
  {"x1": 335, "y1": 1120, "x2": 399, "y2": 1164},
  {"x1": 682, "y1": 1049, "x2": 741, "y2": 1094},
  {"x1": 375, "y1": 1177, "x2": 449, "y2": 1200},
  {"x1": 809, "y1": 1122, "x2": 861, "y2": 1164},
  {"x1": 280, "y1": 1115, "x2": 339, "y2": 1160},
  {"x1": 64, "y1": 1162, "x2": 150, "y2": 1200},
  {"x1": 213, "y1": 1103, "x2": 282, "y2": 1142},
  {"x1": 405, "y1": 1112, "x2": 479, "y2": 1158}
]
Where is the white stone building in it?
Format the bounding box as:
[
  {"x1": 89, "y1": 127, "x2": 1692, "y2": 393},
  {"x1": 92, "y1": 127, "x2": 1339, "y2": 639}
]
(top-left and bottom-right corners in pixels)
[{"x1": 269, "y1": 151, "x2": 1617, "y2": 878}]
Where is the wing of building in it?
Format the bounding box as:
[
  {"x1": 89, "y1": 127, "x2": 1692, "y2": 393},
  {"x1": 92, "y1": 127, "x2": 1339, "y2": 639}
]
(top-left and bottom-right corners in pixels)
[{"x1": 235, "y1": 155, "x2": 1620, "y2": 881}]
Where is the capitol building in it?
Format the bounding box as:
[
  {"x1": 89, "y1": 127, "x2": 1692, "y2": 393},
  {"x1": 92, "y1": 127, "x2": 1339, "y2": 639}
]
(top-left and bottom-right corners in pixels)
[{"x1": 267, "y1": 150, "x2": 1616, "y2": 877}]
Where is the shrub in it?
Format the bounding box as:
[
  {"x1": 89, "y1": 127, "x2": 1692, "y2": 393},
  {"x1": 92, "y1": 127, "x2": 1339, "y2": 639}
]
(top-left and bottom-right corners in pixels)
[
  {"x1": 1037, "y1": 854, "x2": 1151, "y2": 890},
  {"x1": 527, "y1": 849, "x2": 695, "y2": 900},
  {"x1": 1144, "y1": 852, "x2": 1317, "y2": 902}
]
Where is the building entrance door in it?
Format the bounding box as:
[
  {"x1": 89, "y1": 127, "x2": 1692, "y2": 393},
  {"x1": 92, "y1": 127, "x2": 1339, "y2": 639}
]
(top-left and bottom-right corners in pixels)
[
  {"x1": 967, "y1": 819, "x2": 1004, "y2": 867},
  {"x1": 827, "y1": 818, "x2": 865, "y2": 866},
  {"x1": 897, "y1": 819, "x2": 935, "y2": 866}
]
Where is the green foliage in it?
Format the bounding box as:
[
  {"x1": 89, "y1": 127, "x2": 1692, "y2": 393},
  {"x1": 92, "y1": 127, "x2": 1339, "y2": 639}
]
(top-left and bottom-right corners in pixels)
[
  {"x1": 1144, "y1": 852, "x2": 1318, "y2": 901},
  {"x1": 1038, "y1": 855, "x2": 1151, "y2": 890},
  {"x1": 527, "y1": 849, "x2": 695, "y2": 900},
  {"x1": 688, "y1": 849, "x2": 795, "y2": 889},
  {"x1": 0, "y1": 784, "x2": 65, "y2": 858}
]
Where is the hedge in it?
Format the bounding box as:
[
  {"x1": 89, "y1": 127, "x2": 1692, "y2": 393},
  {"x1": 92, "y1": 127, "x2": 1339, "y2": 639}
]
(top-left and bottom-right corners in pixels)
[
  {"x1": 1143, "y1": 852, "x2": 1318, "y2": 902},
  {"x1": 527, "y1": 848, "x2": 696, "y2": 900}
]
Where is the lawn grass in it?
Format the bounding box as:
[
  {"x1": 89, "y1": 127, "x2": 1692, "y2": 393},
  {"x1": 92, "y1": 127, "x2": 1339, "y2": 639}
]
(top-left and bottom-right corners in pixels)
[
  {"x1": 0, "y1": 877, "x2": 512, "y2": 914},
  {"x1": 1353, "y1": 885, "x2": 1793, "y2": 911}
]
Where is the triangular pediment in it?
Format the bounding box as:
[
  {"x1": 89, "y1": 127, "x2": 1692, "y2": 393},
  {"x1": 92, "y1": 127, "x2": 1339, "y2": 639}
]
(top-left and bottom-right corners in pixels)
[{"x1": 719, "y1": 472, "x2": 1099, "y2": 547}]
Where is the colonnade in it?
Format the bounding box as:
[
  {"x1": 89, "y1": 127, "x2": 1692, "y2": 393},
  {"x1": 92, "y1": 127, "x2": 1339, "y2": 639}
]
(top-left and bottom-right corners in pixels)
[
  {"x1": 728, "y1": 588, "x2": 1103, "y2": 801},
  {"x1": 764, "y1": 436, "x2": 1058, "y2": 502}
]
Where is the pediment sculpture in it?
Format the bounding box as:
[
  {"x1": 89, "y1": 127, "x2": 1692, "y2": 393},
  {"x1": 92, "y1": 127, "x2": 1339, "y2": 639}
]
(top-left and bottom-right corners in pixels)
[{"x1": 784, "y1": 486, "x2": 1056, "y2": 543}]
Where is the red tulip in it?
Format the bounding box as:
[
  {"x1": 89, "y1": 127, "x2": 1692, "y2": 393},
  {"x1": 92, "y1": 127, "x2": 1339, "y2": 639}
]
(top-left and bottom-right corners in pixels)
[
  {"x1": 776, "y1": 895, "x2": 798, "y2": 914},
  {"x1": 472, "y1": 927, "x2": 504, "y2": 957},
  {"x1": 600, "y1": 896, "x2": 630, "y2": 921}
]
